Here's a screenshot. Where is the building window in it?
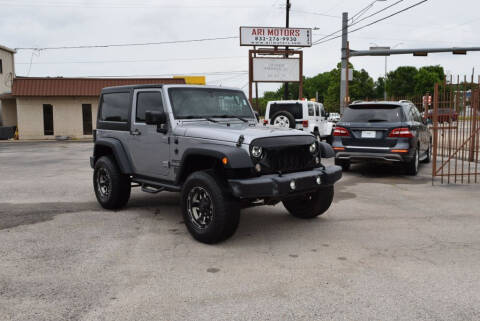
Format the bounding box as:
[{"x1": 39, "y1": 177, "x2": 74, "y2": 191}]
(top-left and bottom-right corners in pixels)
[
  {"x1": 0, "y1": 59, "x2": 3, "y2": 74},
  {"x1": 82, "y1": 104, "x2": 93, "y2": 135},
  {"x1": 43, "y1": 104, "x2": 54, "y2": 136}
]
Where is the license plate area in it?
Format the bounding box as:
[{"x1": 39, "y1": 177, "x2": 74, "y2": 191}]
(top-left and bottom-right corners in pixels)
[{"x1": 361, "y1": 130, "x2": 376, "y2": 138}]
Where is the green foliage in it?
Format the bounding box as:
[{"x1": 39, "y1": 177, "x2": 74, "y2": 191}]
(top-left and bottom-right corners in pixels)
[
  {"x1": 255, "y1": 63, "x2": 447, "y2": 114},
  {"x1": 386, "y1": 66, "x2": 418, "y2": 97},
  {"x1": 414, "y1": 66, "x2": 445, "y2": 95}
]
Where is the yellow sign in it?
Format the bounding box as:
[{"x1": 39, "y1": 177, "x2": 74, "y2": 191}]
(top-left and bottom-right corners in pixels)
[{"x1": 174, "y1": 76, "x2": 206, "y2": 85}]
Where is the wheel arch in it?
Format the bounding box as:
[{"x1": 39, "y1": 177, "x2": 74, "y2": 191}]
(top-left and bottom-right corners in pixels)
[
  {"x1": 176, "y1": 145, "x2": 253, "y2": 184},
  {"x1": 93, "y1": 138, "x2": 133, "y2": 174}
]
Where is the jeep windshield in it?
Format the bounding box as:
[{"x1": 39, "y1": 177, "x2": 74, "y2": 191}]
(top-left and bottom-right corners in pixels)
[{"x1": 168, "y1": 88, "x2": 255, "y2": 120}]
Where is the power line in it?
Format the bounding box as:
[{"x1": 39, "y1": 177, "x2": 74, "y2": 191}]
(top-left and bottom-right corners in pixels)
[
  {"x1": 289, "y1": 9, "x2": 340, "y2": 19},
  {"x1": 312, "y1": 0, "x2": 405, "y2": 45},
  {"x1": 313, "y1": 0, "x2": 429, "y2": 46},
  {"x1": 15, "y1": 36, "x2": 239, "y2": 51},
  {"x1": 0, "y1": 0, "x2": 269, "y2": 9},
  {"x1": 76, "y1": 70, "x2": 248, "y2": 78},
  {"x1": 16, "y1": 56, "x2": 245, "y2": 65}
]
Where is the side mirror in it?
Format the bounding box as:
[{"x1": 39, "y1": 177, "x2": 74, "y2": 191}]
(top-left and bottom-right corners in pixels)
[
  {"x1": 254, "y1": 111, "x2": 260, "y2": 122},
  {"x1": 145, "y1": 111, "x2": 168, "y2": 133},
  {"x1": 326, "y1": 112, "x2": 330, "y2": 118}
]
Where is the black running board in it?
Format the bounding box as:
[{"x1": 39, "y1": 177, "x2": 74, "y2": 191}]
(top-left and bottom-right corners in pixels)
[{"x1": 133, "y1": 177, "x2": 181, "y2": 193}]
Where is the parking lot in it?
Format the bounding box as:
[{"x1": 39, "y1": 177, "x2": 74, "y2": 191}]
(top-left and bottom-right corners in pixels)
[{"x1": 1, "y1": 141, "x2": 479, "y2": 321}]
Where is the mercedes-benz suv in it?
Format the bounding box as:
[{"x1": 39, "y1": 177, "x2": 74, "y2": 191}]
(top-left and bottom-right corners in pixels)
[{"x1": 332, "y1": 101, "x2": 432, "y2": 175}]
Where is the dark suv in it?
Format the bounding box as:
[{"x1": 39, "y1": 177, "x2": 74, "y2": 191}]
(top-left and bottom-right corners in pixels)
[{"x1": 332, "y1": 101, "x2": 431, "y2": 175}]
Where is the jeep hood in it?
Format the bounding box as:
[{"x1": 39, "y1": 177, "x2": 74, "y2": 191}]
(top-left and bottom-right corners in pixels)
[{"x1": 175, "y1": 121, "x2": 312, "y2": 145}]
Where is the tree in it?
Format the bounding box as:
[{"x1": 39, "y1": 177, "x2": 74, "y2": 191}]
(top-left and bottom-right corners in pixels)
[
  {"x1": 374, "y1": 77, "x2": 386, "y2": 99},
  {"x1": 386, "y1": 66, "x2": 418, "y2": 97},
  {"x1": 414, "y1": 65, "x2": 445, "y2": 95}
]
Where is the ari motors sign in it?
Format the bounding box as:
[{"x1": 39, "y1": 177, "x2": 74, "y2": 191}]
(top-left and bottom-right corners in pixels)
[{"x1": 240, "y1": 27, "x2": 312, "y2": 47}]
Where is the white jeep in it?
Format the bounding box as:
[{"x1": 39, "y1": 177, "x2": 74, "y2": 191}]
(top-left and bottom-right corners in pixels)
[{"x1": 264, "y1": 100, "x2": 334, "y2": 143}]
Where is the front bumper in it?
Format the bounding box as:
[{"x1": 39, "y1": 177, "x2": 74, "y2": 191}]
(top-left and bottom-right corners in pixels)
[{"x1": 228, "y1": 166, "x2": 342, "y2": 199}]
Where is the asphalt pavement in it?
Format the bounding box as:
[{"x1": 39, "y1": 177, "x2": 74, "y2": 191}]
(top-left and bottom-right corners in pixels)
[{"x1": 0, "y1": 141, "x2": 479, "y2": 321}]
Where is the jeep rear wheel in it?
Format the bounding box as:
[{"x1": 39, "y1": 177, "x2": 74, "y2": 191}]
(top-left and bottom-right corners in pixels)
[
  {"x1": 283, "y1": 186, "x2": 334, "y2": 219},
  {"x1": 181, "y1": 171, "x2": 240, "y2": 244},
  {"x1": 93, "y1": 156, "x2": 131, "y2": 209}
]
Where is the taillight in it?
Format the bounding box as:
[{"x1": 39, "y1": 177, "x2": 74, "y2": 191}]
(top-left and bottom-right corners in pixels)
[
  {"x1": 333, "y1": 127, "x2": 350, "y2": 137},
  {"x1": 302, "y1": 120, "x2": 309, "y2": 127},
  {"x1": 263, "y1": 119, "x2": 268, "y2": 125},
  {"x1": 389, "y1": 128, "x2": 414, "y2": 138}
]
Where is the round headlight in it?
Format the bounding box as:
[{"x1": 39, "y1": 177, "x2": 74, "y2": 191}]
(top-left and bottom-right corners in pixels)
[
  {"x1": 251, "y1": 146, "x2": 263, "y2": 158},
  {"x1": 309, "y1": 142, "x2": 317, "y2": 154}
]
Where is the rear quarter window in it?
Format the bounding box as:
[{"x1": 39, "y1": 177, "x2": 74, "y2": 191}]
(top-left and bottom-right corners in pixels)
[
  {"x1": 342, "y1": 104, "x2": 405, "y2": 122},
  {"x1": 100, "y1": 92, "x2": 131, "y2": 122}
]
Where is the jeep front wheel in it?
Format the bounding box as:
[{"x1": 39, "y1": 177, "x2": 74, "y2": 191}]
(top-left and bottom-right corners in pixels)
[
  {"x1": 283, "y1": 186, "x2": 334, "y2": 219},
  {"x1": 181, "y1": 171, "x2": 240, "y2": 244},
  {"x1": 93, "y1": 156, "x2": 131, "y2": 209}
]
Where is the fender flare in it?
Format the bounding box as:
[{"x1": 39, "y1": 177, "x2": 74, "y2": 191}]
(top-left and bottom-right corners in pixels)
[
  {"x1": 180, "y1": 144, "x2": 253, "y2": 169},
  {"x1": 93, "y1": 138, "x2": 133, "y2": 174},
  {"x1": 318, "y1": 142, "x2": 335, "y2": 158},
  {"x1": 176, "y1": 144, "x2": 253, "y2": 181}
]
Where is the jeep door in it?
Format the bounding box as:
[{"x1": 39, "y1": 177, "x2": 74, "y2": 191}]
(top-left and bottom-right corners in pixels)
[{"x1": 127, "y1": 89, "x2": 171, "y2": 179}]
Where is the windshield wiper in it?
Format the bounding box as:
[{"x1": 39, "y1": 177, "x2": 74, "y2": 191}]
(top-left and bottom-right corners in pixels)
[
  {"x1": 180, "y1": 116, "x2": 218, "y2": 123},
  {"x1": 210, "y1": 115, "x2": 249, "y2": 122},
  {"x1": 367, "y1": 119, "x2": 388, "y2": 122}
]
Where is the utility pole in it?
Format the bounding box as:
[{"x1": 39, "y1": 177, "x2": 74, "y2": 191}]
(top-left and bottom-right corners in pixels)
[
  {"x1": 340, "y1": 12, "x2": 348, "y2": 114},
  {"x1": 284, "y1": 0, "x2": 291, "y2": 100}
]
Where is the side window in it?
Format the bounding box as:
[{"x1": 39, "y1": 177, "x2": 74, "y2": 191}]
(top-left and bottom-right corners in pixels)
[
  {"x1": 100, "y1": 92, "x2": 130, "y2": 122},
  {"x1": 409, "y1": 106, "x2": 418, "y2": 122},
  {"x1": 315, "y1": 104, "x2": 320, "y2": 117},
  {"x1": 412, "y1": 105, "x2": 422, "y2": 122},
  {"x1": 308, "y1": 103, "x2": 315, "y2": 116},
  {"x1": 0, "y1": 59, "x2": 3, "y2": 74},
  {"x1": 136, "y1": 91, "x2": 164, "y2": 123},
  {"x1": 320, "y1": 105, "x2": 326, "y2": 117},
  {"x1": 402, "y1": 106, "x2": 412, "y2": 121}
]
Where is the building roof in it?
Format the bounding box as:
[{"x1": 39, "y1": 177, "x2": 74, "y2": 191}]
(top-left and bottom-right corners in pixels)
[
  {"x1": 11, "y1": 77, "x2": 185, "y2": 97},
  {"x1": 0, "y1": 44, "x2": 16, "y2": 53}
]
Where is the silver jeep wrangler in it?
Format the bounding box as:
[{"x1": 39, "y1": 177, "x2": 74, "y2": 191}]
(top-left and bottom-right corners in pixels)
[{"x1": 91, "y1": 84, "x2": 342, "y2": 243}]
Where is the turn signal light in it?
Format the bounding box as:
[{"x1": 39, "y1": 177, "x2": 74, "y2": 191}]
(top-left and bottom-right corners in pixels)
[
  {"x1": 389, "y1": 128, "x2": 414, "y2": 138},
  {"x1": 333, "y1": 147, "x2": 345, "y2": 151},
  {"x1": 333, "y1": 127, "x2": 350, "y2": 137},
  {"x1": 391, "y1": 149, "x2": 409, "y2": 153},
  {"x1": 302, "y1": 120, "x2": 309, "y2": 127},
  {"x1": 222, "y1": 157, "x2": 228, "y2": 165}
]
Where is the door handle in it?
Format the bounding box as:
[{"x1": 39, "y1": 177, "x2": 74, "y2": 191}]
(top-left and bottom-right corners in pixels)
[{"x1": 131, "y1": 129, "x2": 141, "y2": 136}]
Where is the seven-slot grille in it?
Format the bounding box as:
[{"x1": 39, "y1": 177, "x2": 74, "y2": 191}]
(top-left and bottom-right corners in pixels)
[{"x1": 263, "y1": 145, "x2": 313, "y2": 173}]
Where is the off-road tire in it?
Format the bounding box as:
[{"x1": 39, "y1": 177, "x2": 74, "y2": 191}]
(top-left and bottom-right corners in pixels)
[
  {"x1": 283, "y1": 186, "x2": 334, "y2": 219},
  {"x1": 405, "y1": 148, "x2": 419, "y2": 176},
  {"x1": 335, "y1": 158, "x2": 351, "y2": 171},
  {"x1": 181, "y1": 171, "x2": 240, "y2": 244},
  {"x1": 271, "y1": 111, "x2": 296, "y2": 129},
  {"x1": 93, "y1": 156, "x2": 131, "y2": 210}
]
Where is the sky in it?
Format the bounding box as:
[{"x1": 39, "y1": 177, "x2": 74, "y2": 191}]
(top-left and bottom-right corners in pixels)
[{"x1": 1, "y1": 0, "x2": 479, "y2": 97}]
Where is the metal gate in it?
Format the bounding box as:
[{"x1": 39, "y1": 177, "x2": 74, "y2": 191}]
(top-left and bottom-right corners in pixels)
[{"x1": 430, "y1": 76, "x2": 480, "y2": 184}]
